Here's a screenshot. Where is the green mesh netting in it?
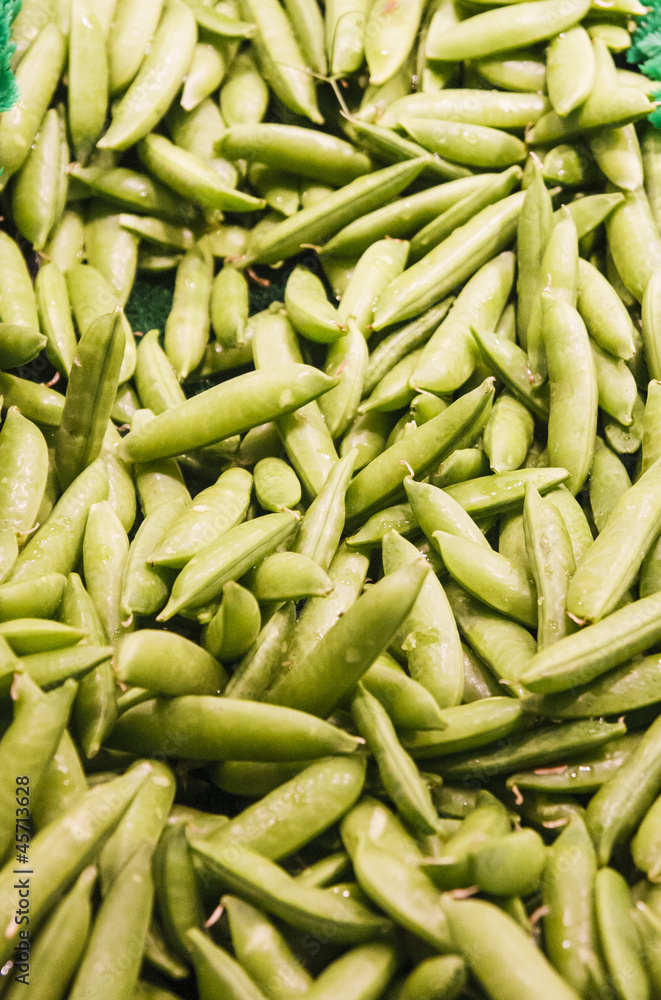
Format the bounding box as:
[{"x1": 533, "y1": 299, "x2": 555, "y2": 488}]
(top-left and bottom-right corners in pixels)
[
  {"x1": 0, "y1": 0, "x2": 19, "y2": 113},
  {"x1": 628, "y1": 0, "x2": 661, "y2": 127}
]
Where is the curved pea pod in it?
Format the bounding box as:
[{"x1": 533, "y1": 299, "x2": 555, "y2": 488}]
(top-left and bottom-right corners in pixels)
[
  {"x1": 158, "y1": 511, "x2": 298, "y2": 621},
  {"x1": 422, "y1": 793, "x2": 512, "y2": 889},
  {"x1": 591, "y1": 123, "x2": 644, "y2": 193},
  {"x1": 337, "y1": 240, "x2": 409, "y2": 339},
  {"x1": 0, "y1": 407, "x2": 48, "y2": 538},
  {"x1": 151, "y1": 821, "x2": 206, "y2": 966},
  {"x1": 0, "y1": 619, "x2": 84, "y2": 656},
  {"x1": 400, "y1": 697, "x2": 524, "y2": 761},
  {"x1": 469, "y1": 828, "x2": 546, "y2": 897},
  {"x1": 324, "y1": 0, "x2": 369, "y2": 76},
  {"x1": 235, "y1": 0, "x2": 320, "y2": 123},
  {"x1": 0, "y1": 323, "x2": 46, "y2": 369},
  {"x1": 11, "y1": 108, "x2": 61, "y2": 252},
  {"x1": 222, "y1": 603, "x2": 296, "y2": 702},
  {"x1": 606, "y1": 187, "x2": 661, "y2": 305},
  {"x1": 402, "y1": 117, "x2": 526, "y2": 170},
  {"x1": 163, "y1": 242, "x2": 214, "y2": 382},
  {"x1": 107, "y1": 0, "x2": 163, "y2": 93},
  {"x1": 405, "y1": 479, "x2": 487, "y2": 552},
  {"x1": 346, "y1": 379, "x2": 494, "y2": 525},
  {"x1": 71, "y1": 163, "x2": 193, "y2": 224},
  {"x1": 134, "y1": 329, "x2": 185, "y2": 417},
  {"x1": 66, "y1": 264, "x2": 136, "y2": 384},
  {"x1": 204, "y1": 756, "x2": 366, "y2": 861},
  {"x1": 3, "y1": 863, "x2": 97, "y2": 1000},
  {"x1": 123, "y1": 365, "x2": 337, "y2": 463},
  {"x1": 0, "y1": 762, "x2": 151, "y2": 965},
  {"x1": 341, "y1": 795, "x2": 425, "y2": 864},
  {"x1": 383, "y1": 530, "x2": 463, "y2": 708},
  {"x1": 114, "y1": 630, "x2": 227, "y2": 697},
  {"x1": 217, "y1": 50, "x2": 267, "y2": 127},
  {"x1": 395, "y1": 955, "x2": 467, "y2": 1000},
  {"x1": 632, "y1": 794, "x2": 661, "y2": 882},
  {"x1": 184, "y1": 929, "x2": 267, "y2": 1000},
  {"x1": 180, "y1": 41, "x2": 227, "y2": 112},
  {"x1": 245, "y1": 552, "x2": 334, "y2": 603},
  {"x1": 446, "y1": 580, "x2": 536, "y2": 685},
  {"x1": 351, "y1": 683, "x2": 439, "y2": 835},
  {"x1": 319, "y1": 319, "x2": 369, "y2": 439},
  {"x1": 523, "y1": 483, "x2": 576, "y2": 647},
  {"x1": 265, "y1": 561, "x2": 428, "y2": 717},
  {"x1": 542, "y1": 143, "x2": 599, "y2": 188},
  {"x1": 521, "y1": 591, "x2": 661, "y2": 695},
  {"x1": 360, "y1": 654, "x2": 446, "y2": 731},
  {"x1": 590, "y1": 339, "x2": 637, "y2": 429},
  {"x1": 245, "y1": 159, "x2": 427, "y2": 266},
  {"x1": 83, "y1": 499, "x2": 132, "y2": 645},
  {"x1": 99, "y1": 758, "x2": 175, "y2": 897},
  {"x1": 351, "y1": 837, "x2": 453, "y2": 951},
  {"x1": 253, "y1": 458, "x2": 301, "y2": 514},
  {"x1": 474, "y1": 46, "x2": 546, "y2": 93},
  {"x1": 311, "y1": 942, "x2": 401, "y2": 1000},
  {"x1": 0, "y1": 232, "x2": 38, "y2": 332},
  {"x1": 507, "y1": 734, "x2": 640, "y2": 793},
  {"x1": 119, "y1": 499, "x2": 184, "y2": 622},
  {"x1": 0, "y1": 572, "x2": 65, "y2": 623},
  {"x1": 545, "y1": 26, "x2": 594, "y2": 118},
  {"x1": 346, "y1": 504, "x2": 417, "y2": 550},
  {"x1": 209, "y1": 265, "x2": 249, "y2": 350},
  {"x1": 68, "y1": 841, "x2": 154, "y2": 1000},
  {"x1": 567, "y1": 458, "x2": 661, "y2": 622},
  {"x1": 380, "y1": 88, "x2": 549, "y2": 131},
  {"x1": 411, "y1": 252, "x2": 515, "y2": 396},
  {"x1": 98, "y1": 0, "x2": 196, "y2": 151},
  {"x1": 340, "y1": 410, "x2": 394, "y2": 471},
  {"x1": 0, "y1": 23, "x2": 65, "y2": 187},
  {"x1": 373, "y1": 193, "x2": 525, "y2": 330},
  {"x1": 484, "y1": 393, "x2": 534, "y2": 473},
  {"x1": 542, "y1": 814, "x2": 607, "y2": 998},
  {"x1": 68, "y1": 0, "x2": 108, "y2": 164},
  {"x1": 470, "y1": 327, "x2": 549, "y2": 421},
  {"x1": 44, "y1": 207, "x2": 86, "y2": 273},
  {"x1": 35, "y1": 261, "x2": 77, "y2": 378},
  {"x1": 435, "y1": 530, "x2": 537, "y2": 628},
  {"x1": 224, "y1": 896, "x2": 312, "y2": 1000},
  {"x1": 203, "y1": 582, "x2": 261, "y2": 664},
  {"x1": 284, "y1": 267, "x2": 345, "y2": 345},
  {"x1": 10, "y1": 458, "x2": 108, "y2": 583},
  {"x1": 596, "y1": 867, "x2": 650, "y2": 1000},
  {"x1": 577, "y1": 257, "x2": 636, "y2": 361},
  {"x1": 191, "y1": 838, "x2": 391, "y2": 943},
  {"x1": 108, "y1": 694, "x2": 361, "y2": 760},
  {"x1": 85, "y1": 204, "x2": 139, "y2": 309}
]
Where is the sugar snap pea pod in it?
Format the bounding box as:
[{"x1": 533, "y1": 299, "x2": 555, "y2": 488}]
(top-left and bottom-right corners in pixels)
[
  {"x1": 83, "y1": 499, "x2": 131, "y2": 644},
  {"x1": 99, "y1": 0, "x2": 196, "y2": 151},
  {"x1": 114, "y1": 630, "x2": 227, "y2": 697},
  {"x1": 603, "y1": 392, "x2": 645, "y2": 455},
  {"x1": 217, "y1": 51, "x2": 267, "y2": 128},
  {"x1": 421, "y1": 791, "x2": 511, "y2": 888},
  {"x1": 0, "y1": 232, "x2": 38, "y2": 331},
  {"x1": 527, "y1": 208, "x2": 579, "y2": 385},
  {"x1": 135, "y1": 329, "x2": 185, "y2": 416},
  {"x1": 402, "y1": 117, "x2": 526, "y2": 170},
  {"x1": 185, "y1": 928, "x2": 268, "y2": 1000},
  {"x1": 577, "y1": 257, "x2": 636, "y2": 361},
  {"x1": 0, "y1": 762, "x2": 150, "y2": 965},
  {"x1": 591, "y1": 337, "x2": 638, "y2": 425},
  {"x1": 163, "y1": 242, "x2": 214, "y2": 382},
  {"x1": 542, "y1": 294, "x2": 597, "y2": 495},
  {"x1": 0, "y1": 573, "x2": 65, "y2": 623},
  {"x1": 469, "y1": 828, "x2": 546, "y2": 897},
  {"x1": 410, "y1": 394, "x2": 448, "y2": 425},
  {"x1": 0, "y1": 620, "x2": 84, "y2": 656},
  {"x1": 66, "y1": 264, "x2": 136, "y2": 384},
  {"x1": 35, "y1": 261, "x2": 78, "y2": 378},
  {"x1": 338, "y1": 240, "x2": 410, "y2": 339},
  {"x1": 210, "y1": 265, "x2": 249, "y2": 350},
  {"x1": 54, "y1": 311, "x2": 125, "y2": 492},
  {"x1": 606, "y1": 187, "x2": 661, "y2": 305},
  {"x1": 400, "y1": 696, "x2": 524, "y2": 759},
  {"x1": 543, "y1": 485, "x2": 593, "y2": 567},
  {"x1": 69, "y1": 841, "x2": 154, "y2": 1000},
  {"x1": 203, "y1": 582, "x2": 260, "y2": 664},
  {"x1": 507, "y1": 734, "x2": 640, "y2": 790},
  {"x1": 380, "y1": 89, "x2": 549, "y2": 130},
  {"x1": 523, "y1": 483, "x2": 576, "y2": 647},
  {"x1": 68, "y1": 0, "x2": 108, "y2": 164},
  {"x1": 44, "y1": 207, "x2": 86, "y2": 273},
  {"x1": 362, "y1": 0, "x2": 422, "y2": 84},
  {"x1": 351, "y1": 683, "x2": 439, "y2": 834},
  {"x1": 123, "y1": 366, "x2": 337, "y2": 463},
  {"x1": 205, "y1": 756, "x2": 366, "y2": 861},
  {"x1": 0, "y1": 23, "x2": 65, "y2": 187},
  {"x1": 0, "y1": 407, "x2": 47, "y2": 538},
  {"x1": 221, "y1": 602, "x2": 295, "y2": 701},
  {"x1": 516, "y1": 157, "x2": 553, "y2": 348},
  {"x1": 69, "y1": 164, "x2": 192, "y2": 224},
  {"x1": 405, "y1": 479, "x2": 488, "y2": 552},
  {"x1": 224, "y1": 896, "x2": 312, "y2": 1000},
  {"x1": 180, "y1": 41, "x2": 228, "y2": 112},
  {"x1": 383, "y1": 529, "x2": 463, "y2": 707},
  {"x1": 341, "y1": 795, "x2": 426, "y2": 864},
  {"x1": 158, "y1": 511, "x2": 298, "y2": 620},
  {"x1": 107, "y1": 0, "x2": 163, "y2": 93},
  {"x1": 152, "y1": 821, "x2": 205, "y2": 964},
  {"x1": 590, "y1": 123, "x2": 644, "y2": 192},
  {"x1": 642, "y1": 381, "x2": 661, "y2": 477},
  {"x1": 373, "y1": 193, "x2": 525, "y2": 330},
  {"x1": 542, "y1": 143, "x2": 598, "y2": 187},
  {"x1": 546, "y1": 26, "x2": 594, "y2": 118},
  {"x1": 245, "y1": 552, "x2": 333, "y2": 602},
  {"x1": 596, "y1": 867, "x2": 651, "y2": 1000},
  {"x1": 474, "y1": 48, "x2": 546, "y2": 93},
  {"x1": 324, "y1": 0, "x2": 369, "y2": 75},
  {"x1": 346, "y1": 380, "x2": 494, "y2": 524},
  {"x1": 633, "y1": 794, "x2": 661, "y2": 882},
  {"x1": 245, "y1": 159, "x2": 427, "y2": 266},
  {"x1": 470, "y1": 327, "x2": 549, "y2": 420},
  {"x1": 209, "y1": 760, "x2": 309, "y2": 799},
  {"x1": 11, "y1": 108, "x2": 60, "y2": 251},
  {"x1": 346, "y1": 504, "x2": 417, "y2": 548},
  {"x1": 360, "y1": 654, "x2": 446, "y2": 730},
  {"x1": 412, "y1": 253, "x2": 515, "y2": 395},
  {"x1": 537, "y1": 653, "x2": 661, "y2": 721},
  {"x1": 85, "y1": 203, "x2": 139, "y2": 308},
  {"x1": 119, "y1": 214, "x2": 196, "y2": 252},
  {"x1": 308, "y1": 942, "x2": 400, "y2": 1000},
  {"x1": 394, "y1": 955, "x2": 467, "y2": 1000},
  {"x1": 435, "y1": 718, "x2": 626, "y2": 781},
  {"x1": 119, "y1": 497, "x2": 185, "y2": 621},
  {"x1": 0, "y1": 323, "x2": 46, "y2": 369},
  {"x1": 4, "y1": 864, "x2": 97, "y2": 1000},
  {"x1": 340, "y1": 410, "x2": 394, "y2": 471},
  {"x1": 319, "y1": 320, "x2": 368, "y2": 439},
  {"x1": 0, "y1": 645, "x2": 112, "y2": 694},
  {"x1": 10, "y1": 458, "x2": 108, "y2": 583},
  {"x1": 254, "y1": 458, "x2": 301, "y2": 514},
  {"x1": 442, "y1": 468, "x2": 568, "y2": 519},
  {"x1": 484, "y1": 393, "x2": 534, "y2": 473},
  {"x1": 267, "y1": 562, "x2": 428, "y2": 717},
  {"x1": 541, "y1": 814, "x2": 607, "y2": 998},
  {"x1": 294, "y1": 852, "x2": 351, "y2": 889},
  {"x1": 567, "y1": 457, "x2": 661, "y2": 622},
  {"x1": 284, "y1": 267, "x2": 346, "y2": 345}
]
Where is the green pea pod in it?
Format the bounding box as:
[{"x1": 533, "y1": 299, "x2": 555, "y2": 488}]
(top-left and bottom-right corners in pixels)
[
  {"x1": 340, "y1": 410, "x2": 394, "y2": 471},
  {"x1": 185, "y1": 928, "x2": 268, "y2": 1000},
  {"x1": 4, "y1": 865, "x2": 97, "y2": 1000},
  {"x1": 35, "y1": 261, "x2": 78, "y2": 377},
  {"x1": 319, "y1": 319, "x2": 368, "y2": 438},
  {"x1": 211, "y1": 265, "x2": 250, "y2": 349},
  {"x1": 516, "y1": 158, "x2": 553, "y2": 347},
  {"x1": 254, "y1": 458, "x2": 301, "y2": 514},
  {"x1": 134, "y1": 329, "x2": 185, "y2": 415},
  {"x1": 642, "y1": 380, "x2": 661, "y2": 476},
  {"x1": 402, "y1": 117, "x2": 526, "y2": 169},
  {"x1": 400, "y1": 697, "x2": 524, "y2": 759},
  {"x1": 0, "y1": 232, "x2": 39, "y2": 330},
  {"x1": 373, "y1": 193, "x2": 525, "y2": 329},
  {"x1": 475, "y1": 48, "x2": 546, "y2": 93},
  {"x1": 0, "y1": 407, "x2": 48, "y2": 538},
  {"x1": 266, "y1": 562, "x2": 428, "y2": 717},
  {"x1": 211, "y1": 762, "x2": 306, "y2": 798},
  {"x1": 85, "y1": 203, "x2": 139, "y2": 308},
  {"x1": 244, "y1": 552, "x2": 333, "y2": 603},
  {"x1": 471, "y1": 326, "x2": 550, "y2": 420},
  {"x1": 347, "y1": 503, "x2": 417, "y2": 548},
  {"x1": 523, "y1": 483, "x2": 576, "y2": 646},
  {"x1": 0, "y1": 573, "x2": 65, "y2": 623},
  {"x1": 422, "y1": 792, "x2": 512, "y2": 888},
  {"x1": 245, "y1": 158, "x2": 427, "y2": 266},
  {"x1": 224, "y1": 602, "x2": 296, "y2": 701},
  {"x1": 120, "y1": 496, "x2": 186, "y2": 619},
  {"x1": 153, "y1": 821, "x2": 205, "y2": 964},
  {"x1": 189, "y1": 839, "x2": 392, "y2": 942},
  {"x1": 351, "y1": 837, "x2": 453, "y2": 951},
  {"x1": 361, "y1": 654, "x2": 446, "y2": 731},
  {"x1": 107, "y1": 694, "x2": 361, "y2": 760},
  {"x1": 342, "y1": 795, "x2": 425, "y2": 863},
  {"x1": 138, "y1": 134, "x2": 265, "y2": 214},
  {"x1": 82, "y1": 499, "x2": 131, "y2": 645},
  {"x1": 508, "y1": 734, "x2": 640, "y2": 791},
  {"x1": 163, "y1": 241, "x2": 214, "y2": 381},
  {"x1": 591, "y1": 123, "x2": 644, "y2": 193},
  {"x1": 364, "y1": 0, "x2": 423, "y2": 84},
  {"x1": 338, "y1": 239, "x2": 410, "y2": 338},
  {"x1": 411, "y1": 252, "x2": 515, "y2": 395},
  {"x1": 546, "y1": 26, "x2": 594, "y2": 118},
  {"x1": 285, "y1": 267, "x2": 346, "y2": 345},
  {"x1": 469, "y1": 828, "x2": 546, "y2": 897},
  {"x1": 11, "y1": 108, "x2": 61, "y2": 251},
  {"x1": 99, "y1": 0, "x2": 197, "y2": 151},
  {"x1": 308, "y1": 942, "x2": 400, "y2": 1000},
  {"x1": 325, "y1": 0, "x2": 370, "y2": 75},
  {"x1": 224, "y1": 895, "x2": 312, "y2": 1000},
  {"x1": 108, "y1": 0, "x2": 163, "y2": 94},
  {"x1": 484, "y1": 393, "x2": 534, "y2": 473},
  {"x1": 0, "y1": 619, "x2": 83, "y2": 656},
  {"x1": 68, "y1": 0, "x2": 108, "y2": 163},
  {"x1": 606, "y1": 186, "x2": 661, "y2": 305},
  {"x1": 181, "y1": 41, "x2": 227, "y2": 112},
  {"x1": 69, "y1": 164, "x2": 192, "y2": 224},
  {"x1": 405, "y1": 477, "x2": 488, "y2": 552},
  {"x1": 0, "y1": 323, "x2": 46, "y2": 369},
  {"x1": 44, "y1": 207, "x2": 86, "y2": 273},
  {"x1": 10, "y1": 458, "x2": 108, "y2": 583},
  {"x1": 114, "y1": 630, "x2": 227, "y2": 697},
  {"x1": 69, "y1": 841, "x2": 154, "y2": 1000},
  {"x1": 219, "y1": 50, "x2": 269, "y2": 126},
  {"x1": 577, "y1": 257, "x2": 636, "y2": 360},
  {"x1": 203, "y1": 581, "x2": 261, "y2": 663},
  {"x1": 596, "y1": 867, "x2": 650, "y2": 1000},
  {"x1": 205, "y1": 756, "x2": 366, "y2": 861},
  {"x1": 395, "y1": 956, "x2": 467, "y2": 1000},
  {"x1": 238, "y1": 0, "x2": 320, "y2": 122},
  {"x1": 0, "y1": 23, "x2": 66, "y2": 187},
  {"x1": 66, "y1": 264, "x2": 136, "y2": 384},
  {"x1": 632, "y1": 794, "x2": 661, "y2": 881},
  {"x1": 380, "y1": 89, "x2": 549, "y2": 130},
  {"x1": 123, "y1": 366, "x2": 337, "y2": 463},
  {"x1": 583, "y1": 439, "x2": 630, "y2": 530}
]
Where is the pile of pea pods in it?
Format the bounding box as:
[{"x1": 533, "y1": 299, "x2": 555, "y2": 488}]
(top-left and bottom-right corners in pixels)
[{"x1": 5, "y1": 0, "x2": 661, "y2": 998}]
